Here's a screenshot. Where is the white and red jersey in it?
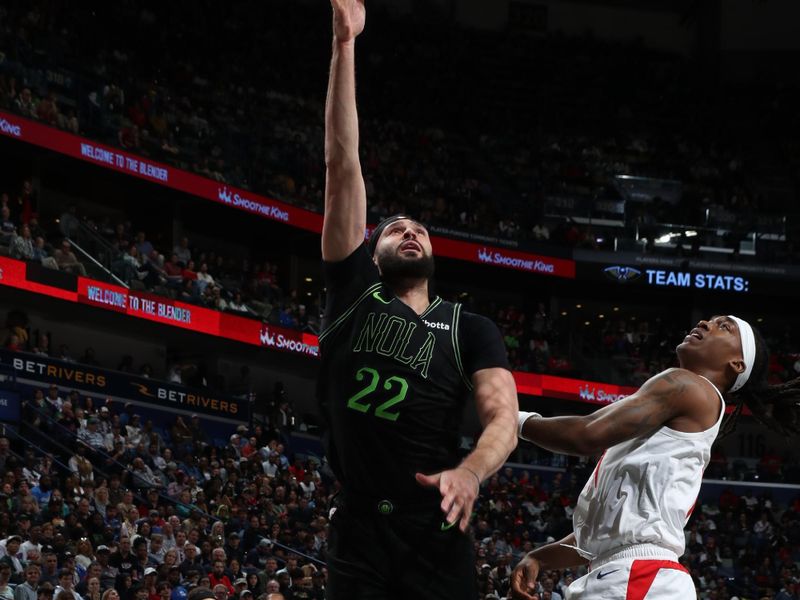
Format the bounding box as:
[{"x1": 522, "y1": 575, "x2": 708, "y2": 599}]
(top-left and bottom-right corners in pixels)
[{"x1": 573, "y1": 375, "x2": 725, "y2": 561}]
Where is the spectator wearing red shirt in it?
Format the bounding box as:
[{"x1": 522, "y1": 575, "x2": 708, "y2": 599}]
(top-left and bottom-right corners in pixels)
[
  {"x1": 164, "y1": 254, "x2": 184, "y2": 289},
  {"x1": 208, "y1": 561, "x2": 233, "y2": 597},
  {"x1": 288, "y1": 458, "x2": 306, "y2": 483},
  {"x1": 36, "y1": 93, "x2": 60, "y2": 126},
  {"x1": 182, "y1": 260, "x2": 198, "y2": 282},
  {"x1": 240, "y1": 438, "x2": 257, "y2": 460}
]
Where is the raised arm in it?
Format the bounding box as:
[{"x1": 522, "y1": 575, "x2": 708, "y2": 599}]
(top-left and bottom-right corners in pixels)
[
  {"x1": 519, "y1": 368, "x2": 719, "y2": 456},
  {"x1": 322, "y1": 0, "x2": 368, "y2": 262}
]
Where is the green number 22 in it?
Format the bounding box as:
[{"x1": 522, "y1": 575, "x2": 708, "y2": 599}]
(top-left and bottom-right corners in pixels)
[{"x1": 346, "y1": 367, "x2": 408, "y2": 422}]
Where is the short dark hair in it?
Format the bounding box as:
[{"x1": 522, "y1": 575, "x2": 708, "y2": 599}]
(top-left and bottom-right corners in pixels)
[
  {"x1": 367, "y1": 214, "x2": 424, "y2": 256},
  {"x1": 186, "y1": 587, "x2": 215, "y2": 600}
]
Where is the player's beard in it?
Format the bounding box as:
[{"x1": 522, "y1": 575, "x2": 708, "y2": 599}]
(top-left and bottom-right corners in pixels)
[{"x1": 377, "y1": 251, "x2": 435, "y2": 284}]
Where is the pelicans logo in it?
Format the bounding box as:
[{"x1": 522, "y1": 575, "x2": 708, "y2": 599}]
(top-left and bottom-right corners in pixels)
[{"x1": 603, "y1": 265, "x2": 641, "y2": 283}]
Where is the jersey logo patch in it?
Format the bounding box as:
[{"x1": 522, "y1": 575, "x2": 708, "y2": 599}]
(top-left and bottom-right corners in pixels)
[
  {"x1": 423, "y1": 320, "x2": 450, "y2": 331},
  {"x1": 372, "y1": 290, "x2": 392, "y2": 304},
  {"x1": 440, "y1": 521, "x2": 457, "y2": 532},
  {"x1": 596, "y1": 569, "x2": 620, "y2": 580}
]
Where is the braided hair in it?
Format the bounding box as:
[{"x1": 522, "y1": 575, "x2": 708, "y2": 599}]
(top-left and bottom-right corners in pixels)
[{"x1": 720, "y1": 326, "x2": 800, "y2": 438}]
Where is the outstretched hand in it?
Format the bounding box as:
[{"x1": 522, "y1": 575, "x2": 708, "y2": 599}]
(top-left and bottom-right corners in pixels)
[
  {"x1": 510, "y1": 555, "x2": 541, "y2": 600},
  {"x1": 331, "y1": 0, "x2": 366, "y2": 42},
  {"x1": 415, "y1": 466, "x2": 479, "y2": 532}
]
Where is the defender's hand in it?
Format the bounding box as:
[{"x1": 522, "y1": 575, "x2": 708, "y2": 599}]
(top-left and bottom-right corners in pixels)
[
  {"x1": 510, "y1": 555, "x2": 541, "y2": 600},
  {"x1": 331, "y1": 0, "x2": 366, "y2": 42},
  {"x1": 415, "y1": 467, "x2": 479, "y2": 532}
]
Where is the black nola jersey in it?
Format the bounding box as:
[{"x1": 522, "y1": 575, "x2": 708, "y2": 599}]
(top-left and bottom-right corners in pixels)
[{"x1": 317, "y1": 244, "x2": 509, "y2": 505}]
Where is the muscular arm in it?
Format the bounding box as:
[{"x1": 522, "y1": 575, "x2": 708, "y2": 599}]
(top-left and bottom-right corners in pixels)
[
  {"x1": 415, "y1": 367, "x2": 517, "y2": 531},
  {"x1": 460, "y1": 367, "x2": 519, "y2": 482},
  {"x1": 322, "y1": 1, "x2": 367, "y2": 262},
  {"x1": 520, "y1": 368, "x2": 715, "y2": 456}
]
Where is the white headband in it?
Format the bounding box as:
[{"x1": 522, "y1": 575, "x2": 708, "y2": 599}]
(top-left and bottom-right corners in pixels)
[{"x1": 728, "y1": 315, "x2": 755, "y2": 393}]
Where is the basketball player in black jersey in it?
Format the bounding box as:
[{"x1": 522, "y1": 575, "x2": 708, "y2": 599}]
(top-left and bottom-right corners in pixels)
[{"x1": 320, "y1": 1, "x2": 519, "y2": 597}]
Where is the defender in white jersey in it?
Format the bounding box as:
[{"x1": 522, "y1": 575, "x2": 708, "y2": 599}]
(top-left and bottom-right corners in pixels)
[{"x1": 510, "y1": 315, "x2": 761, "y2": 600}]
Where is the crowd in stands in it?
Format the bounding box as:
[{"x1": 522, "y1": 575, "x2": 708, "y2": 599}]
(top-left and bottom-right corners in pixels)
[
  {"x1": 0, "y1": 181, "x2": 87, "y2": 276},
  {"x1": 0, "y1": 380, "x2": 798, "y2": 600},
  {"x1": 0, "y1": 181, "x2": 319, "y2": 336},
  {"x1": 0, "y1": 3, "x2": 798, "y2": 261},
  {"x1": 91, "y1": 219, "x2": 316, "y2": 335},
  {"x1": 0, "y1": 0, "x2": 799, "y2": 386},
  {"x1": 1, "y1": 3, "x2": 800, "y2": 599},
  {"x1": 5, "y1": 170, "x2": 800, "y2": 390}
]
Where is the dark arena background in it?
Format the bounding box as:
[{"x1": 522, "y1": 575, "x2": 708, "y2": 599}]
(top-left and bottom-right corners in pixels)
[{"x1": 1, "y1": 0, "x2": 799, "y2": 598}]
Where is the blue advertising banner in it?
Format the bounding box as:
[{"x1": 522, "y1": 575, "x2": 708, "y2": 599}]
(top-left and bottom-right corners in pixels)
[
  {"x1": 0, "y1": 350, "x2": 246, "y2": 422},
  {"x1": 0, "y1": 389, "x2": 20, "y2": 423}
]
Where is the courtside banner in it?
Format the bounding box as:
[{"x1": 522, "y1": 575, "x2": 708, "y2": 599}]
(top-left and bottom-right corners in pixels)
[
  {"x1": 0, "y1": 349, "x2": 245, "y2": 419},
  {"x1": 0, "y1": 111, "x2": 576, "y2": 280}
]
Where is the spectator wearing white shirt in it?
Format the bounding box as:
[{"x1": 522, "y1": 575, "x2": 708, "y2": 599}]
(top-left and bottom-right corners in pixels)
[
  {"x1": 77, "y1": 419, "x2": 106, "y2": 451},
  {"x1": 19, "y1": 526, "x2": 42, "y2": 563},
  {"x1": 196, "y1": 263, "x2": 214, "y2": 293},
  {"x1": 46, "y1": 386, "x2": 64, "y2": 413},
  {"x1": 0, "y1": 536, "x2": 24, "y2": 577}
]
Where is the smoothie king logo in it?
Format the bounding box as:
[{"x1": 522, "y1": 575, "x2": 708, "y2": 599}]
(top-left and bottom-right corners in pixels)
[
  {"x1": 0, "y1": 118, "x2": 22, "y2": 137},
  {"x1": 218, "y1": 187, "x2": 290, "y2": 222},
  {"x1": 259, "y1": 326, "x2": 319, "y2": 357},
  {"x1": 579, "y1": 384, "x2": 627, "y2": 404},
  {"x1": 477, "y1": 247, "x2": 555, "y2": 274}
]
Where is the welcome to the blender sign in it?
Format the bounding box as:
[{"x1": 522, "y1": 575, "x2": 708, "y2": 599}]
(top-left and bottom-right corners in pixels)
[{"x1": 477, "y1": 247, "x2": 555, "y2": 274}]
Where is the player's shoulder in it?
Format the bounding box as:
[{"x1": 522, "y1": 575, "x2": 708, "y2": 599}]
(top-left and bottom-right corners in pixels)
[
  {"x1": 455, "y1": 307, "x2": 501, "y2": 331},
  {"x1": 643, "y1": 367, "x2": 721, "y2": 405},
  {"x1": 645, "y1": 367, "x2": 706, "y2": 389}
]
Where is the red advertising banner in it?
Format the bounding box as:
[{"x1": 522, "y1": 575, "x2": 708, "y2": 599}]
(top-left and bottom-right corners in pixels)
[
  {"x1": 513, "y1": 371, "x2": 745, "y2": 414},
  {"x1": 0, "y1": 111, "x2": 575, "y2": 279},
  {"x1": 0, "y1": 111, "x2": 323, "y2": 232},
  {"x1": 433, "y1": 237, "x2": 575, "y2": 279},
  {"x1": 0, "y1": 256, "x2": 750, "y2": 413},
  {"x1": 0, "y1": 256, "x2": 30, "y2": 288},
  {"x1": 514, "y1": 372, "x2": 635, "y2": 405}
]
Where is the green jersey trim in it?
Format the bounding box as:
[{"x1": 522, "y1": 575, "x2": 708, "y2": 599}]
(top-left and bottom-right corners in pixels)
[
  {"x1": 452, "y1": 303, "x2": 473, "y2": 390},
  {"x1": 319, "y1": 282, "x2": 383, "y2": 342},
  {"x1": 419, "y1": 296, "x2": 442, "y2": 319}
]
